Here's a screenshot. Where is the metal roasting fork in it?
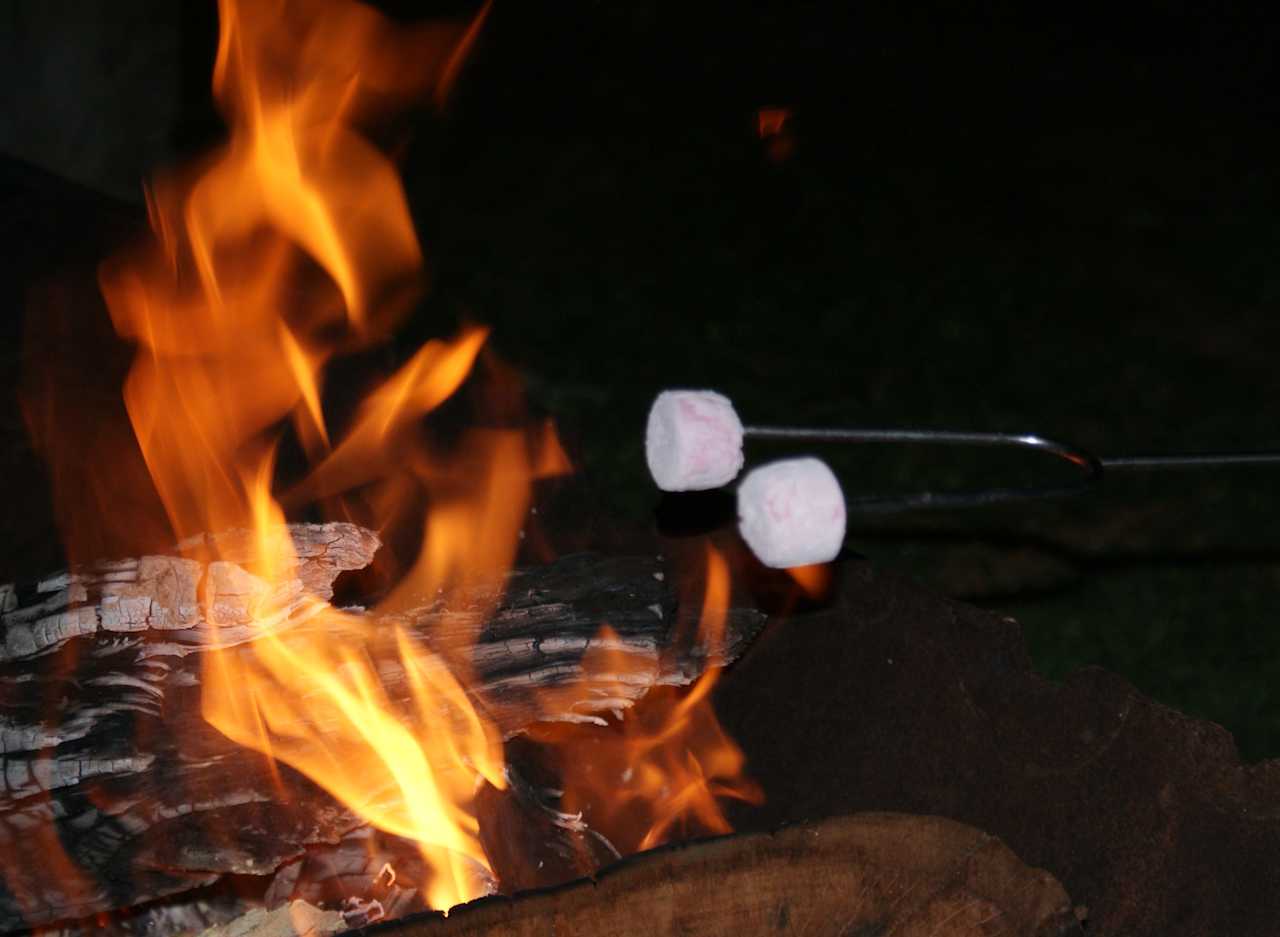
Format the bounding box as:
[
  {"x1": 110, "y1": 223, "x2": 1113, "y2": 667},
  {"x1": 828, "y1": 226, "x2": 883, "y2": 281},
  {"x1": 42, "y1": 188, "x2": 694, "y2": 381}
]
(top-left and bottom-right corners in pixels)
[{"x1": 742, "y1": 425, "x2": 1280, "y2": 515}]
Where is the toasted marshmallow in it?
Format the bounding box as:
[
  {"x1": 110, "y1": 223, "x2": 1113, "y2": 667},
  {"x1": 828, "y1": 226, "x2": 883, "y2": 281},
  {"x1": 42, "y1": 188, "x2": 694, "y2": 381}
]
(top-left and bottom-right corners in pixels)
[
  {"x1": 737, "y1": 457, "x2": 846, "y2": 568},
  {"x1": 645, "y1": 390, "x2": 745, "y2": 491}
]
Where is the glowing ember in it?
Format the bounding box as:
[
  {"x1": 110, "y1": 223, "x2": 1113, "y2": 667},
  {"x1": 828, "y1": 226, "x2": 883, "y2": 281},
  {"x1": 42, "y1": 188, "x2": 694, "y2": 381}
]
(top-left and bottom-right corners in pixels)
[
  {"x1": 755, "y1": 106, "x2": 795, "y2": 163},
  {"x1": 756, "y1": 107, "x2": 791, "y2": 139}
]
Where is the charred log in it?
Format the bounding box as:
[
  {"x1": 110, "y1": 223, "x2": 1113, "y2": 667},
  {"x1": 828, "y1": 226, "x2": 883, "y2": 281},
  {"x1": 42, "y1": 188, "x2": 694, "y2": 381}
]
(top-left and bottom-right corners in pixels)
[{"x1": 0, "y1": 525, "x2": 765, "y2": 933}]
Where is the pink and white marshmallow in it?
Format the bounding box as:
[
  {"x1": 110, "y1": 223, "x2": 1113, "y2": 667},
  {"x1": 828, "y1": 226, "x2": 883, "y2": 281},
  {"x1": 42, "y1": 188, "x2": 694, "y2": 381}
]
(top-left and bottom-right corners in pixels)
[
  {"x1": 645, "y1": 390, "x2": 745, "y2": 492},
  {"x1": 736, "y1": 457, "x2": 846, "y2": 568}
]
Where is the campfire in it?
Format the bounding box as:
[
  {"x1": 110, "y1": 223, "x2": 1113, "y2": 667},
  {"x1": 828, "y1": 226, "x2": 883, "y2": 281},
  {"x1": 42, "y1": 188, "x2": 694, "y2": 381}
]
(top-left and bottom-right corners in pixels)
[
  {"x1": 4, "y1": 0, "x2": 769, "y2": 932},
  {"x1": 0, "y1": 2, "x2": 1091, "y2": 936},
  {"x1": 15, "y1": 2, "x2": 1280, "y2": 932}
]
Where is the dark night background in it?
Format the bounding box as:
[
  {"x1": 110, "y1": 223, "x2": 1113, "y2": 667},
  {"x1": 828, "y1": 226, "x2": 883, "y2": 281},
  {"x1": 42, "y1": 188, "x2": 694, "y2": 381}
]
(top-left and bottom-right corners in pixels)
[{"x1": 2, "y1": 0, "x2": 1279, "y2": 762}]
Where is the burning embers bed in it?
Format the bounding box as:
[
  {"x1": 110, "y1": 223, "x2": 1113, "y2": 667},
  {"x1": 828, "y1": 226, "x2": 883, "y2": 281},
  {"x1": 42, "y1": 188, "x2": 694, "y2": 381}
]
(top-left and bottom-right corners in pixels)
[{"x1": 1, "y1": 1, "x2": 802, "y2": 934}]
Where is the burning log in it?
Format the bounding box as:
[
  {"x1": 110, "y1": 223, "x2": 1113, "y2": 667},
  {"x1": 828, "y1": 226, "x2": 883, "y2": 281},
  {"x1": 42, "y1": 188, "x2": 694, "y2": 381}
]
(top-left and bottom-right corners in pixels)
[
  {"x1": 0, "y1": 523, "x2": 381, "y2": 666},
  {"x1": 0, "y1": 523, "x2": 765, "y2": 933},
  {"x1": 353, "y1": 813, "x2": 1080, "y2": 937},
  {"x1": 199, "y1": 902, "x2": 347, "y2": 937}
]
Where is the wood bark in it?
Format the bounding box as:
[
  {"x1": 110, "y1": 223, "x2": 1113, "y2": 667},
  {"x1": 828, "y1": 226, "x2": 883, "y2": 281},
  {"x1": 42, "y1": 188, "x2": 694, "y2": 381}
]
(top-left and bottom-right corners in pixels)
[
  {"x1": 368, "y1": 813, "x2": 1081, "y2": 937},
  {"x1": 0, "y1": 524, "x2": 765, "y2": 933}
]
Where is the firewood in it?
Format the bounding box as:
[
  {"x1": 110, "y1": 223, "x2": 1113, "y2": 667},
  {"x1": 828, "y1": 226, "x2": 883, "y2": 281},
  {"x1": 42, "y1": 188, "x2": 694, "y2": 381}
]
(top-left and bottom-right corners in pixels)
[
  {"x1": 0, "y1": 523, "x2": 381, "y2": 666},
  {"x1": 198, "y1": 901, "x2": 347, "y2": 937},
  {"x1": 0, "y1": 525, "x2": 765, "y2": 933},
  {"x1": 370, "y1": 813, "x2": 1081, "y2": 937}
]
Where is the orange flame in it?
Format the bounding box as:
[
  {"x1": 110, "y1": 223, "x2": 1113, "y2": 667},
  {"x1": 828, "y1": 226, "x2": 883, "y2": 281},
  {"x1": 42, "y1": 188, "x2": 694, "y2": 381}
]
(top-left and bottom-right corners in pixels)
[
  {"x1": 200, "y1": 450, "x2": 509, "y2": 909},
  {"x1": 530, "y1": 544, "x2": 762, "y2": 856},
  {"x1": 19, "y1": 0, "x2": 756, "y2": 919},
  {"x1": 785, "y1": 562, "x2": 832, "y2": 600},
  {"x1": 84, "y1": 0, "x2": 524, "y2": 911}
]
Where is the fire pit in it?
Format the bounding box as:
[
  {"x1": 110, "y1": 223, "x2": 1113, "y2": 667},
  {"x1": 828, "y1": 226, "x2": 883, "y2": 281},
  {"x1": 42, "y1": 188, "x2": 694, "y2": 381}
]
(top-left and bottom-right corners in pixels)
[{"x1": 0, "y1": 526, "x2": 1088, "y2": 937}]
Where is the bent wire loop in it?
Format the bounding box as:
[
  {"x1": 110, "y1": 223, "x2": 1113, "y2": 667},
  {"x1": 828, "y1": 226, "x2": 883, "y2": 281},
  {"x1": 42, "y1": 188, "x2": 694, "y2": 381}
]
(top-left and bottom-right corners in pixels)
[{"x1": 742, "y1": 425, "x2": 1280, "y2": 516}]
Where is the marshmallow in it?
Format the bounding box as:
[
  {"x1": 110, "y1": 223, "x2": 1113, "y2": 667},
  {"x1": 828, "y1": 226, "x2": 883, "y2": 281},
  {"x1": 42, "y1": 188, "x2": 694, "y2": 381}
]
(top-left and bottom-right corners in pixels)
[
  {"x1": 737, "y1": 457, "x2": 846, "y2": 568},
  {"x1": 645, "y1": 390, "x2": 745, "y2": 491}
]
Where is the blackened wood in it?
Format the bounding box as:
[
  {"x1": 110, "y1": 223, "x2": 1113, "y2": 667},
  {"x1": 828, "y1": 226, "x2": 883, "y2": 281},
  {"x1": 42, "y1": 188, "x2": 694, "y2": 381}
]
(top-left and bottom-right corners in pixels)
[
  {"x1": 262, "y1": 827, "x2": 429, "y2": 925},
  {"x1": 0, "y1": 522, "x2": 382, "y2": 667},
  {"x1": 0, "y1": 527, "x2": 765, "y2": 933},
  {"x1": 359, "y1": 813, "x2": 1079, "y2": 937}
]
